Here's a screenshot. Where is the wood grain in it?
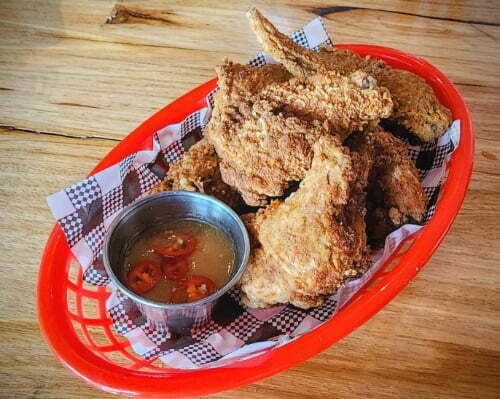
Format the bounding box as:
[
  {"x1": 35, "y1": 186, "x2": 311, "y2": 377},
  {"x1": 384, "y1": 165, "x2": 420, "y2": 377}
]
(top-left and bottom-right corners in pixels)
[
  {"x1": 1, "y1": 0, "x2": 499, "y2": 138},
  {"x1": 0, "y1": 1, "x2": 499, "y2": 398}
]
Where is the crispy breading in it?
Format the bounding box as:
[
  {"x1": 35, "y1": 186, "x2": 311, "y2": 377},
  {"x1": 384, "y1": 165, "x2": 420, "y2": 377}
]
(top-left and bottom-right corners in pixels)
[
  {"x1": 317, "y1": 46, "x2": 452, "y2": 142},
  {"x1": 216, "y1": 58, "x2": 292, "y2": 102},
  {"x1": 240, "y1": 213, "x2": 260, "y2": 249},
  {"x1": 149, "y1": 137, "x2": 243, "y2": 210},
  {"x1": 247, "y1": 7, "x2": 452, "y2": 142},
  {"x1": 247, "y1": 6, "x2": 333, "y2": 79},
  {"x1": 375, "y1": 68, "x2": 453, "y2": 142},
  {"x1": 239, "y1": 136, "x2": 369, "y2": 309},
  {"x1": 249, "y1": 71, "x2": 393, "y2": 140},
  {"x1": 317, "y1": 46, "x2": 387, "y2": 77},
  {"x1": 346, "y1": 127, "x2": 427, "y2": 246},
  {"x1": 206, "y1": 60, "x2": 391, "y2": 205},
  {"x1": 207, "y1": 60, "x2": 330, "y2": 206},
  {"x1": 208, "y1": 94, "x2": 325, "y2": 205}
]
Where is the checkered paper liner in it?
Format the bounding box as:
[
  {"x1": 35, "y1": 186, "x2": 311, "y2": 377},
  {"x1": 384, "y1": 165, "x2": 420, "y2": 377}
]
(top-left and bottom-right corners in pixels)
[{"x1": 47, "y1": 17, "x2": 461, "y2": 369}]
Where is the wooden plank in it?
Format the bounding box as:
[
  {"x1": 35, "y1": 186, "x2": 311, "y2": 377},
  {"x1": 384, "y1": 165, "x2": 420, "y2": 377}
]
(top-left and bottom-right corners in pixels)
[
  {"x1": 0, "y1": 130, "x2": 116, "y2": 398},
  {"x1": 0, "y1": 0, "x2": 499, "y2": 139}
]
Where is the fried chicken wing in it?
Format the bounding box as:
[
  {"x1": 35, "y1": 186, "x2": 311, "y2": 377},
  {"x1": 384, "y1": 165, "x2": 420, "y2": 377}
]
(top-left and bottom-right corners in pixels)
[
  {"x1": 317, "y1": 47, "x2": 452, "y2": 142},
  {"x1": 239, "y1": 136, "x2": 369, "y2": 309},
  {"x1": 247, "y1": 7, "x2": 452, "y2": 142},
  {"x1": 247, "y1": 7, "x2": 332, "y2": 79},
  {"x1": 206, "y1": 59, "x2": 391, "y2": 205},
  {"x1": 249, "y1": 70, "x2": 392, "y2": 140},
  {"x1": 346, "y1": 127, "x2": 427, "y2": 246},
  {"x1": 149, "y1": 137, "x2": 243, "y2": 209}
]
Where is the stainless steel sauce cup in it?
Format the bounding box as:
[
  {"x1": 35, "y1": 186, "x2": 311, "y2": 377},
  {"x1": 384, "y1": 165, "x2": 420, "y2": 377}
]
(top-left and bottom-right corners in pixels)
[{"x1": 103, "y1": 191, "x2": 250, "y2": 333}]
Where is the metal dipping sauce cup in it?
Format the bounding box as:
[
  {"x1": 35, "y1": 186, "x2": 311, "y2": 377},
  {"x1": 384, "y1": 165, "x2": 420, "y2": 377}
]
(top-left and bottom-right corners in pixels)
[{"x1": 103, "y1": 191, "x2": 250, "y2": 333}]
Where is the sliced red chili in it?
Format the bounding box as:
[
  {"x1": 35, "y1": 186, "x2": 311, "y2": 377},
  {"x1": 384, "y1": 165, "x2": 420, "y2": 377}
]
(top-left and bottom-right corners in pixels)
[
  {"x1": 170, "y1": 275, "x2": 217, "y2": 304},
  {"x1": 151, "y1": 232, "x2": 197, "y2": 257},
  {"x1": 162, "y1": 257, "x2": 189, "y2": 281},
  {"x1": 126, "y1": 260, "x2": 162, "y2": 294}
]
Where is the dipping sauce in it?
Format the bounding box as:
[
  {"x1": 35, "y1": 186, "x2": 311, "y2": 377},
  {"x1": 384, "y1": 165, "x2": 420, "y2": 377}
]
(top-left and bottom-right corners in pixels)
[{"x1": 122, "y1": 219, "x2": 235, "y2": 304}]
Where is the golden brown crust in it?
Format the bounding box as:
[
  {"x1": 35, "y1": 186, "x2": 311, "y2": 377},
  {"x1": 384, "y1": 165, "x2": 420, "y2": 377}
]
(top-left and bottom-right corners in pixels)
[
  {"x1": 317, "y1": 46, "x2": 452, "y2": 142},
  {"x1": 376, "y1": 69, "x2": 452, "y2": 142},
  {"x1": 370, "y1": 128, "x2": 427, "y2": 221},
  {"x1": 207, "y1": 60, "x2": 339, "y2": 206},
  {"x1": 216, "y1": 59, "x2": 292, "y2": 101},
  {"x1": 219, "y1": 162, "x2": 270, "y2": 207},
  {"x1": 347, "y1": 127, "x2": 427, "y2": 247},
  {"x1": 209, "y1": 105, "x2": 325, "y2": 206},
  {"x1": 247, "y1": 7, "x2": 326, "y2": 78},
  {"x1": 247, "y1": 7, "x2": 452, "y2": 142},
  {"x1": 251, "y1": 71, "x2": 393, "y2": 140},
  {"x1": 206, "y1": 60, "x2": 392, "y2": 206},
  {"x1": 240, "y1": 136, "x2": 369, "y2": 309},
  {"x1": 240, "y1": 213, "x2": 260, "y2": 249},
  {"x1": 317, "y1": 46, "x2": 387, "y2": 77},
  {"x1": 149, "y1": 137, "x2": 243, "y2": 210}
]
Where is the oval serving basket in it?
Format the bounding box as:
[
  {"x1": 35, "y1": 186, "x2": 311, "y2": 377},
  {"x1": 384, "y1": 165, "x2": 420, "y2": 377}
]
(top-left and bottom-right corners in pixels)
[{"x1": 37, "y1": 45, "x2": 473, "y2": 398}]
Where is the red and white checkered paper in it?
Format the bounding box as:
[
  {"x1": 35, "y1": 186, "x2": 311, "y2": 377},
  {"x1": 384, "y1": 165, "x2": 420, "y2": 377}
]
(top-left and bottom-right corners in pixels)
[{"x1": 47, "y1": 17, "x2": 461, "y2": 369}]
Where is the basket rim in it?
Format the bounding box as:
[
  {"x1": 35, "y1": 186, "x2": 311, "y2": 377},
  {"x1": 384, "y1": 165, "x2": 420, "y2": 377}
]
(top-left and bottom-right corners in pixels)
[{"x1": 37, "y1": 44, "x2": 474, "y2": 398}]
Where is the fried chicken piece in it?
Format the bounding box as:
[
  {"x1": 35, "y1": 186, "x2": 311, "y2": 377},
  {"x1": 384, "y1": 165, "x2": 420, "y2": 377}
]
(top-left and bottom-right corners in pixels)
[
  {"x1": 149, "y1": 137, "x2": 243, "y2": 210},
  {"x1": 207, "y1": 12, "x2": 390, "y2": 206},
  {"x1": 207, "y1": 60, "x2": 330, "y2": 206},
  {"x1": 375, "y1": 68, "x2": 452, "y2": 143},
  {"x1": 239, "y1": 136, "x2": 369, "y2": 309},
  {"x1": 207, "y1": 59, "x2": 304, "y2": 206},
  {"x1": 247, "y1": 7, "x2": 452, "y2": 142},
  {"x1": 209, "y1": 100, "x2": 325, "y2": 206},
  {"x1": 346, "y1": 127, "x2": 427, "y2": 246},
  {"x1": 318, "y1": 47, "x2": 452, "y2": 142},
  {"x1": 247, "y1": 7, "x2": 331, "y2": 78},
  {"x1": 249, "y1": 70, "x2": 393, "y2": 140},
  {"x1": 365, "y1": 205, "x2": 405, "y2": 247},
  {"x1": 206, "y1": 60, "x2": 391, "y2": 205},
  {"x1": 216, "y1": 58, "x2": 292, "y2": 103}
]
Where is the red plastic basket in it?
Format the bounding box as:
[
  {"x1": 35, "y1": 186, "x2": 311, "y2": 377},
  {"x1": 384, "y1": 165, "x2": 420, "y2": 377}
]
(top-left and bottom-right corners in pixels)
[{"x1": 37, "y1": 45, "x2": 473, "y2": 398}]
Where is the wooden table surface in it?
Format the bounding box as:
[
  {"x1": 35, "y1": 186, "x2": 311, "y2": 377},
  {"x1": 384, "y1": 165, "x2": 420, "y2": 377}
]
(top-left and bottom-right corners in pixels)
[{"x1": 1, "y1": 1, "x2": 499, "y2": 398}]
